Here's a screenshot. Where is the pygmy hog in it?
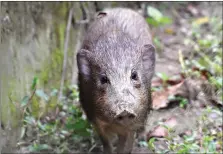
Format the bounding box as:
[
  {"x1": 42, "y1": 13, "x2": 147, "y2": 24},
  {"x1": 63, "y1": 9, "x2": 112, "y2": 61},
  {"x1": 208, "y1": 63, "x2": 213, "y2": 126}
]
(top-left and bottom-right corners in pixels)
[{"x1": 77, "y1": 8, "x2": 155, "y2": 154}]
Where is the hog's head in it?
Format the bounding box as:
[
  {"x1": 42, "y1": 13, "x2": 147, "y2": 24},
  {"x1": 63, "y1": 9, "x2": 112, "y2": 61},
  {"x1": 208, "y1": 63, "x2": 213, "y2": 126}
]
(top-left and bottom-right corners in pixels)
[{"x1": 77, "y1": 31, "x2": 155, "y2": 128}]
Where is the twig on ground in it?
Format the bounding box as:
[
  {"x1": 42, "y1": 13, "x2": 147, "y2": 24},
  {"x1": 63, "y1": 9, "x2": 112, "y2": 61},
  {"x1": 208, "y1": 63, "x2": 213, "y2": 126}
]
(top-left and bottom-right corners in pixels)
[{"x1": 88, "y1": 143, "x2": 97, "y2": 153}]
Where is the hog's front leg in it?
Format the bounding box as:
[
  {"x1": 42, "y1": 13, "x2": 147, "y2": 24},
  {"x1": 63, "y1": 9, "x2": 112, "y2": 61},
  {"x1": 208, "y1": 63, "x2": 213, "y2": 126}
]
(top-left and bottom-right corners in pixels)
[
  {"x1": 94, "y1": 124, "x2": 113, "y2": 154},
  {"x1": 117, "y1": 131, "x2": 135, "y2": 154},
  {"x1": 99, "y1": 134, "x2": 113, "y2": 154}
]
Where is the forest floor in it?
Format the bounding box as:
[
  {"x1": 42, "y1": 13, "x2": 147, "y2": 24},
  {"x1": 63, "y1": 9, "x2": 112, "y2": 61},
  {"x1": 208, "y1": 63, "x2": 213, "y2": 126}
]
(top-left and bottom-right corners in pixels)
[
  {"x1": 131, "y1": 2, "x2": 223, "y2": 153},
  {"x1": 15, "y1": 2, "x2": 222, "y2": 154}
]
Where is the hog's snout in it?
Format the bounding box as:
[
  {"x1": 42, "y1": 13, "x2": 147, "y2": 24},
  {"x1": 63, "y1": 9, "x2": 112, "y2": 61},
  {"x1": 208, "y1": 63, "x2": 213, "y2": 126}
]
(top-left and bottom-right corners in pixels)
[{"x1": 115, "y1": 110, "x2": 136, "y2": 124}]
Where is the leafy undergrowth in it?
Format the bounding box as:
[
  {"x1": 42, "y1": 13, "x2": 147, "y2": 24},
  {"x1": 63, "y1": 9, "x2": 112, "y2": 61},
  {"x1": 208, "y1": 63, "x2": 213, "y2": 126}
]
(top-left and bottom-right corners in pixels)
[
  {"x1": 16, "y1": 3, "x2": 222, "y2": 154},
  {"x1": 17, "y1": 80, "x2": 95, "y2": 153},
  {"x1": 144, "y1": 3, "x2": 222, "y2": 154},
  {"x1": 144, "y1": 105, "x2": 222, "y2": 154}
]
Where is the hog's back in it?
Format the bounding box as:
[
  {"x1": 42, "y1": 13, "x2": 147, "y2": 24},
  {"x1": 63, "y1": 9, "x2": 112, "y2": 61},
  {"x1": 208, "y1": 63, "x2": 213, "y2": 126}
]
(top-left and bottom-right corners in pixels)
[{"x1": 82, "y1": 8, "x2": 152, "y2": 50}]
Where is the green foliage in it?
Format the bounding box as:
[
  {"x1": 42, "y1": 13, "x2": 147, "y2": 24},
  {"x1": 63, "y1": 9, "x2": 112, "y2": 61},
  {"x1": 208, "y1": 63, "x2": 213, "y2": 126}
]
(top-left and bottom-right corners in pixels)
[
  {"x1": 156, "y1": 72, "x2": 170, "y2": 87},
  {"x1": 183, "y1": 15, "x2": 222, "y2": 103},
  {"x1": 156, "y1": 72, "x2": 169, "y2": 82},
  {"x1": 21, "y1": 96, "x2": 29, "y2": 108},
  {"x1": 168, "y1": 95, "x2": 189, "y2": 108},
  {"x1": 148, "y1": 137, "x2": 156, "y2": 150},
  {"x1": 146, "y1": 6, "x2": 172, "y2": 27},
  {"x1": 17, "y1": 77, "x2": 94, "y2": 153},
  {"x1": 28, "y1": 143, "x2": 51, "y2": 152},
  {"x1": 153, "y1": 37, "x2": 163, "y2": 53},
  {"x1": 162, "y1": 107, "x2": 222, "y2": 153},
  {"x1": 31, "y1": 76, "x2": 38, "y2": 90},
  {"x1": 179, "y1": 98, "x2": 188, "y2": 108},
  {"x1": 147, "y1": 11, "x2": 222, "y2": 154},
  {"x1": 35, "y1": 89, "x2": 49, "y2": 101}
]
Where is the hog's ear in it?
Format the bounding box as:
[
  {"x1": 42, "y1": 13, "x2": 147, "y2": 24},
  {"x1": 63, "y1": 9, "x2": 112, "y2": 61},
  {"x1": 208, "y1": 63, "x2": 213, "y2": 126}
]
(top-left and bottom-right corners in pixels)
[
  {"x1": 77, "y1": 49, "x2": 92, "y2": 77},
  {"x1": 141, "y1": 44, "x2": 156, "y2": 74},
  {"x1": 96, "y1": 11, "x2": 107, "y2": 19}
]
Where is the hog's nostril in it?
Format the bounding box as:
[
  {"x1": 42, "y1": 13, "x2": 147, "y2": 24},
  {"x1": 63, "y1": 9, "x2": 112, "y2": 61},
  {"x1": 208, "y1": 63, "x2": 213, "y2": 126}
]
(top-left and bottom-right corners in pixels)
[
  {"x1": 115, "y1": 110, "x2": 137, "y2": 122},
  {"x1": 128, "y1": 114, "x2": 136, "y2": 119},
  {"x1": 117, "y1": 115, "x2": 123, "y2": 121}
]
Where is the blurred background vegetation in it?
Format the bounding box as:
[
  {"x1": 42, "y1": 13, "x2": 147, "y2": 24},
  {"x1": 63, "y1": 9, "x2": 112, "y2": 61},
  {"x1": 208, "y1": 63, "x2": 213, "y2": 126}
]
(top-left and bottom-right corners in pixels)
[{"x1": 0, "y1": 1, "x2": 222, "y2": 153}]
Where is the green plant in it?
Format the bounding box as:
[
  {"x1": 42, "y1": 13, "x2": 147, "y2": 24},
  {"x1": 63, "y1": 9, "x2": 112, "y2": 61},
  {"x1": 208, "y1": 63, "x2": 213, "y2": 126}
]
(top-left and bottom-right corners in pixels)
[
  {"x1": 17, "y1": 77, "x2": 94, "y2": 153},
  {"x1": 181, "y1": 15, "x2": 222, "y2": 104},
  {"x1": 148, "y1": 138, "x2": 156, "y2": 151},
  {"x1": 168, "y1": 95, "x2": 189, "y2": 108},
  {"x1": 156, "y1": 72, "x2": 170, "y2": 87},
  {"x1": 146, "y1": 6, "x2": 172, "y2": 27}
]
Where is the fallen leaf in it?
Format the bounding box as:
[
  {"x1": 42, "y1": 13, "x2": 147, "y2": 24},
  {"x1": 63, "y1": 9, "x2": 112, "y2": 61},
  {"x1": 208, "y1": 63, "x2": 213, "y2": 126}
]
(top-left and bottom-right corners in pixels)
[
  {"x1": 147, "y1": 117, "x2": 177, "y2": 139},
  {"x1": 193, "y1": 17, "x2": 209, "y2": 26},
  {"x1": 152, "y1": 77, "x2": 221, "y2": 110},
  {"x1": 152, "y1": 81, "x2": 184, "y2": 110},
  {"x1": 164, "y1": 28, "x2": 175, "y2": 35},
  {"x1": 152, "y1": 90, "x2": 169, "y2": 109},
  {"x1": 147, "y1": 125, "x2": 168, "y2": 139},
  {"x1": 164, "y1": 116, "x2": 177, "y2": 128}
]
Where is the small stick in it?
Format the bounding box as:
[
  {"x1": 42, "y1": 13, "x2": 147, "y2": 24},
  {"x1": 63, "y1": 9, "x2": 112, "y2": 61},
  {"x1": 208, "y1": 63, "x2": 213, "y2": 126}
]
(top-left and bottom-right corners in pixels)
[
  {"x1": 88, "y1": 143, "x2": 97, "y2": 153},
  {"x1": 58, "y1": 7, "x2": 74, "y2": 102}
]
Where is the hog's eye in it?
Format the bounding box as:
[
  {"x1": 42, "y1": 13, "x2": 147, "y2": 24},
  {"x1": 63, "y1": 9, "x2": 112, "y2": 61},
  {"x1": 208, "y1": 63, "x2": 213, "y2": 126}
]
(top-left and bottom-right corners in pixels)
[
  {"x1": 131, "y1": 71, "x2": 138, "y2": 81},
  {"x1": 100, "y1": 74, "x2": 110, "y2": 84}
]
